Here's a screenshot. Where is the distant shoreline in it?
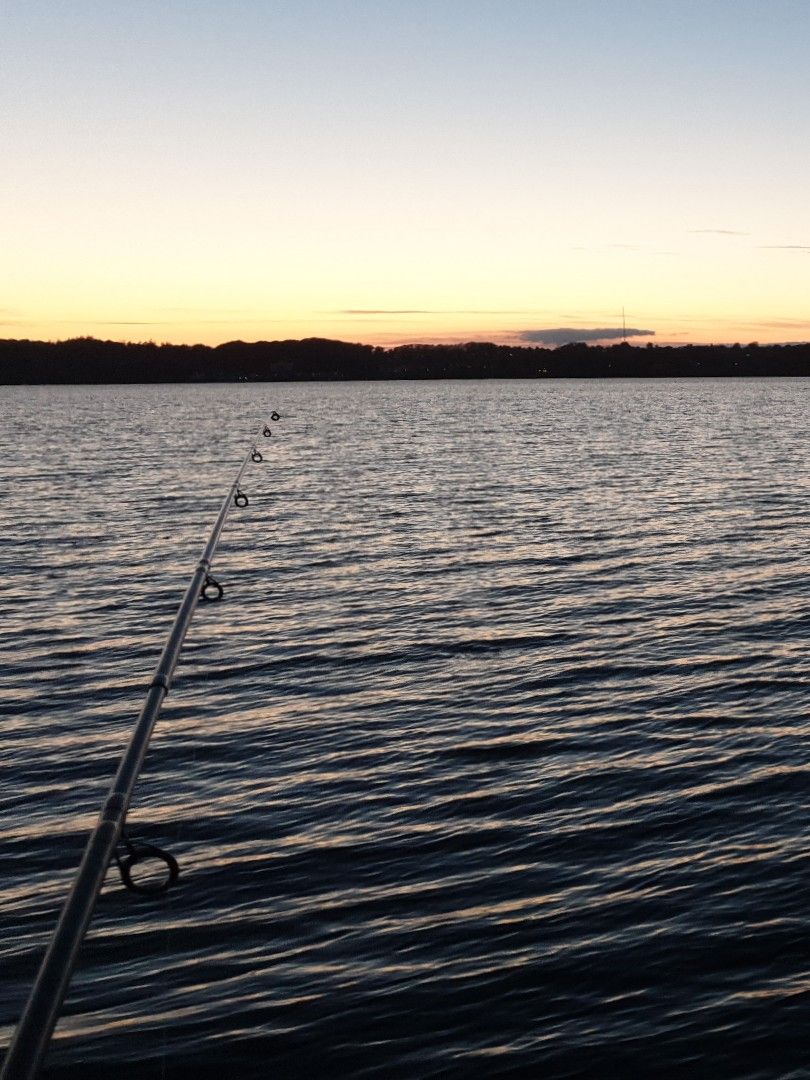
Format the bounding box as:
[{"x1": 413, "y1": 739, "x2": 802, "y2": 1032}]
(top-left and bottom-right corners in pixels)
[{"x1": 2, "y1": 336, "x2": 810, "y2": 383}]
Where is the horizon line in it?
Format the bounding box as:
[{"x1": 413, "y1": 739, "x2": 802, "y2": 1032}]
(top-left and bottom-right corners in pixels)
[{"x1": 1, "y1": 334, "x2": 808, "y2": 351}]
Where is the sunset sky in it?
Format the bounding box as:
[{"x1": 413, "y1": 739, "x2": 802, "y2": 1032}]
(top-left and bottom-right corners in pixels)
[{"x1": 2, "y1": 0, "x2": 809, "y2": 348}]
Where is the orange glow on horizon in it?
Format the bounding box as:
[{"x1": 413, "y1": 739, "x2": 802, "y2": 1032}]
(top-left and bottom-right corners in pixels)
[{"x1": 2, "y1": 309, "x2": 807, "y2": 350}]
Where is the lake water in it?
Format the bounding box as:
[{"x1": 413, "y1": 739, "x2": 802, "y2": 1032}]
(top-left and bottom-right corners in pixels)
[{"x1": 2, "y1": 379, "x2": 809, "y2": 1079}]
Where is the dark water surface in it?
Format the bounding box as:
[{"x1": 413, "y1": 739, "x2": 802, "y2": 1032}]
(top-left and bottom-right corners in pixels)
[{"x1": 2, "y1": 380, "x2": 809, "y2": 1078}]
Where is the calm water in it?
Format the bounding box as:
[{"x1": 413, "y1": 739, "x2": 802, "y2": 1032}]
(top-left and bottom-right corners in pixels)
[{"x1": 2, "y1": 379, "x2": 809, "y2": 1079}]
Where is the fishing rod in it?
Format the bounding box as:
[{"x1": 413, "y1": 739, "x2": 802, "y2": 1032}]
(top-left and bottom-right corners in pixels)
[{"x1": 1, "y1": 415, "x2": 281, "y2": 1080}]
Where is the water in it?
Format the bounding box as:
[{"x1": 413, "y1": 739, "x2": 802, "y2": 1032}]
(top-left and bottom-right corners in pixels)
[{"x1": 2, "y1": 379, "x2": 809, "y2": 1079}]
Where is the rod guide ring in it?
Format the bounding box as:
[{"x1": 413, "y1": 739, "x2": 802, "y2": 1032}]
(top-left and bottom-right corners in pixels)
[
  {"x1": 115, "y1": 839, "x2": 179, "y2": 896},
  {"x1": 200, "y1": 575, "x2": 223, "y2": 602}
]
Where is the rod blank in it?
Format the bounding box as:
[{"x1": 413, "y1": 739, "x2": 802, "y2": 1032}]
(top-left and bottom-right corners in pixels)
[{"x1": 1, "y1": 426, "x2": 269, "y2": 1080}]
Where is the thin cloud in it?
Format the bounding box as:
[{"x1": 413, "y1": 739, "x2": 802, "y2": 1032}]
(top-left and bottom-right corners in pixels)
[
  {"x1": 338, "y1": 308, "x2": 552, "y2": 316},
  {"x1": 759, "y1": 318, "x2": 810, "y2": 329},
  {"x1": 520, "y1": 327, "x2": 655, "y2": 346},
  {"x1": 688, "y1": 229, "x2": 749, "y2": 236},
  {"x1": 759, "y1": 244, "x2": 810, "y2": 252}
]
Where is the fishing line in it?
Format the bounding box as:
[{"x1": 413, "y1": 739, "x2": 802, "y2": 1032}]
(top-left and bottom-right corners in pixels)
[{"x1": 1, "y1": 414, "x2": 281, "y2": 1080}]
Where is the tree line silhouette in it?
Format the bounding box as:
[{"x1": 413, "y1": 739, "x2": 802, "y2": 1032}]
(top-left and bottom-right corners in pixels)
[{"x1": 2, "y1": 336, "x2": 810, "y2": 383}]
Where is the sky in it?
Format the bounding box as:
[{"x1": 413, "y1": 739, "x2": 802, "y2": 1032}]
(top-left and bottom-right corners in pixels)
[{"x1": 2, "y1": 0, "x2": 809, "y2": 348}]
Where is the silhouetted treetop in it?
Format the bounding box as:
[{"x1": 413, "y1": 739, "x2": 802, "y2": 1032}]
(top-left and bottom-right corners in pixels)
[{"x1": 1, "y1": 336, "x2": 808, "y2": 383}]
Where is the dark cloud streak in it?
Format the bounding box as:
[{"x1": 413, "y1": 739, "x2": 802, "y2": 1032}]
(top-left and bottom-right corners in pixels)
[{"x1": 519, "y1": 327, "x2": 655, "y2": 345}]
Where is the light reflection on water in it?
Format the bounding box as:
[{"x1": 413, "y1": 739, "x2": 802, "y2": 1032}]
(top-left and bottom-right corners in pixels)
[{"x1": 2, "y1": 379, "x2": 810, "y2": 1078}]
